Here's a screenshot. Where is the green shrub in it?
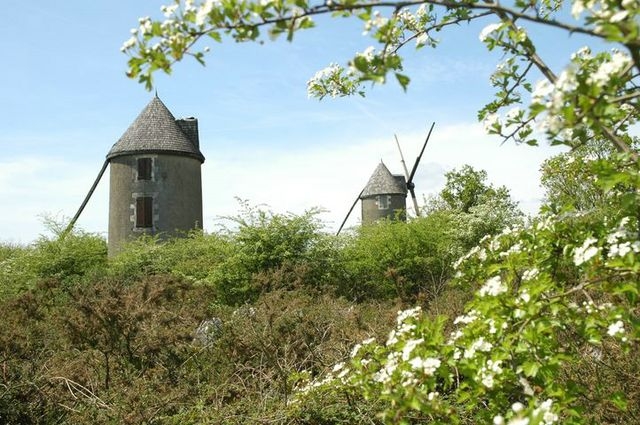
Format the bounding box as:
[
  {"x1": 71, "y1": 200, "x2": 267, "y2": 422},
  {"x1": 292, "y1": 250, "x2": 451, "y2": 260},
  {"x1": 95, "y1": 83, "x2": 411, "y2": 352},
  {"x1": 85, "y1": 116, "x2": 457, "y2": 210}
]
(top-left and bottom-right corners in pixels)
[
  {"x1": 337, "y1": 212, "x2": 483, "y2": 302},
  {"x1": 0, "y1": 229, "x2": 107, "y2": 301},
  {"x1": 211, "y1": 203, "x2": 330, "y2": 305},
  {"x1": 31, "y1": 231, "x2": 107, "y2": 280}
]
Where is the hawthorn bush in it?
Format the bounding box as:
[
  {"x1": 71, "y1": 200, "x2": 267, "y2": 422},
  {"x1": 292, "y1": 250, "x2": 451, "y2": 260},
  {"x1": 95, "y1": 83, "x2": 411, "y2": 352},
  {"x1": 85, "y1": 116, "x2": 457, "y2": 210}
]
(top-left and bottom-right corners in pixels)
[
  {"x1": 0, "y1": 229, "x2": 107, "y2": 302},
  {"x1": 295, "y1": 151, "x2": 640, "y2": 424}
]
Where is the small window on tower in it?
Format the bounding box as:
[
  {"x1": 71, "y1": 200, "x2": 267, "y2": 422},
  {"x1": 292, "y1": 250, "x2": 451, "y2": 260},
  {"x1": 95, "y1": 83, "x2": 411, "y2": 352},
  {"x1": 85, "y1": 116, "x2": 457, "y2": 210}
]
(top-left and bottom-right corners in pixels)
[
  {"x1": 377, "y1": 195, "x2": 389, "y2": 210},
  {"x1": 136, "y1": 196, "x2": 153, "y2": 228},
  {"x1": 137, "y1": 158, "x2": 152, "y2": 181}
]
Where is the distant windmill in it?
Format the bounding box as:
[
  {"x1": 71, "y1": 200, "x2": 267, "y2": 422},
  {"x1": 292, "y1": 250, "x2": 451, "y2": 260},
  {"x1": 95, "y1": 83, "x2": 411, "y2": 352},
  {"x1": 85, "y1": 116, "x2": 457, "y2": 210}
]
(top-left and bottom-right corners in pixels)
[{"x1": 336, "y1": 122, "x2": 435, "y2": 235}]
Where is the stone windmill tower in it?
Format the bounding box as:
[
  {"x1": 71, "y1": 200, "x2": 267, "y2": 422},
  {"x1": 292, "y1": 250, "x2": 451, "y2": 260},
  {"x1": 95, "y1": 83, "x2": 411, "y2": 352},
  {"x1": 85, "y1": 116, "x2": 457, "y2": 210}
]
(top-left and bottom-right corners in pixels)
[
  {"x1": 106, "y1": 96, "x2": 205, "y2": 254},
  {"x1": 360, "y1": 162, "x2": 408, "y2": 224}
]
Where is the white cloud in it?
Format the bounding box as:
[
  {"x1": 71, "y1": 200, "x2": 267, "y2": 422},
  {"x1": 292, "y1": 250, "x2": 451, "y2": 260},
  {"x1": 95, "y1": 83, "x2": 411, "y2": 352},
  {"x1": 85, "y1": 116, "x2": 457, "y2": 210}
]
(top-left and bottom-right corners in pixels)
[
  {"x1": 201, "y1": 121, "x2": 560, "y2": 233},
  {"x1": 0, "y1": 121, "x2": 559, "y2": 244},
  {"x1": 0, "y1": 156, "x2": 108, "y2": 243}
]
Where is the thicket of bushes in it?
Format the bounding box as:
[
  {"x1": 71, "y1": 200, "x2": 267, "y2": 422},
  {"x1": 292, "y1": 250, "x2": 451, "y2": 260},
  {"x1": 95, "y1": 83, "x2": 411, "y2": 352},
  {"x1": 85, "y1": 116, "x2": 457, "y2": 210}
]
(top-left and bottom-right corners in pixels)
[
  {"x1": 0, "y1": 168, "x2": 513, "y2": 424},
  {"x1": 5, "y1": 160, "x2": 634, "y2": 424}
]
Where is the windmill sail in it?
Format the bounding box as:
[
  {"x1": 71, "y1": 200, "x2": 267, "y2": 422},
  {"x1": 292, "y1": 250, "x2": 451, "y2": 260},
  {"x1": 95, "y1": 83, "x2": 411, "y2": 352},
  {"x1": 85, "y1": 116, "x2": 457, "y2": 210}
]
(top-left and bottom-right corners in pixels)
[
  {"x1": 396, "y1": 122, "x2": 436, "y2": 217},
  {"x1": 62, "y1": 159, "x2": 109, "y2": 237}
]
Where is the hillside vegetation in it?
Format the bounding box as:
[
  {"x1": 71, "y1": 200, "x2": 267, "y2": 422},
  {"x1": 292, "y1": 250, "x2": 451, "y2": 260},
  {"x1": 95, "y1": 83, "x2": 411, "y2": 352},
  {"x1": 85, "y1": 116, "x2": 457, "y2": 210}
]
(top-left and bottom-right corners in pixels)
[{"x1": 1, "y1": 156, "x2": 639, "y2": 424}]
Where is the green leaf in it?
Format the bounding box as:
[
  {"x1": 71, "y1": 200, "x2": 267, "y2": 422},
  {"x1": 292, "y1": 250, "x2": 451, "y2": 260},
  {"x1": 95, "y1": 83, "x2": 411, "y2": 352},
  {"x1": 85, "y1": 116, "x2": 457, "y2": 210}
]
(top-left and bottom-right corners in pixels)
[
  {"x1": 395, "y1": 73, "x2": 410, "y2": 91},
  {"x1": 610, "y1": 391, "x2": 628, "y2": 410},
  {"x1": 522, "y1": 360, "x2": 540, "y2": 377},
  {"x1": 353, "y1": 55, "x2": 369, "y2": 73},
  {"x1": 208, "y1": 31, "x2": 222, "y2": 42}
]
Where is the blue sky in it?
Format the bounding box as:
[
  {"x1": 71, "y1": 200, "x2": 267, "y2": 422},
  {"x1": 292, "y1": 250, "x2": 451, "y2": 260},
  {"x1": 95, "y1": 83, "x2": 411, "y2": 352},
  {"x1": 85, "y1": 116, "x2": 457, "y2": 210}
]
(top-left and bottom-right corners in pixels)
[{"x1": 0, "y1": 1, "x2": 590, "y2": 244}]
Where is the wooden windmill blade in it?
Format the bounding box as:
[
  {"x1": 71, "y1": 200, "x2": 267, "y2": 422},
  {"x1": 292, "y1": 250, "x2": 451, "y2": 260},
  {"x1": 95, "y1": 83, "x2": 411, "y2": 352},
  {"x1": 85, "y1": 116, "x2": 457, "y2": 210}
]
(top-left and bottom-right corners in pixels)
[
  {"x1": 396, "y1": 122, "x2": 435, "y2": 217},
  {"x1": 61, "y1": 159, "x2": 110, "y2": 238},
  {"x1": 336, "y1": 188, "x2": 364, "y2": 235},
  {"x1": 394, "y1": 134, "x2": 420, "y2": 216}
]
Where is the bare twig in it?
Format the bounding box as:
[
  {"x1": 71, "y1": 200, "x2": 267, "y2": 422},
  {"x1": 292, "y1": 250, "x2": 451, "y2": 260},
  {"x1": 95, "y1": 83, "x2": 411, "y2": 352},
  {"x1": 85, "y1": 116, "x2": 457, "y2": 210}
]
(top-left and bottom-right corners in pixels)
[{"x1": 50, "y1": 376, "x2": 112, "y2": 410}]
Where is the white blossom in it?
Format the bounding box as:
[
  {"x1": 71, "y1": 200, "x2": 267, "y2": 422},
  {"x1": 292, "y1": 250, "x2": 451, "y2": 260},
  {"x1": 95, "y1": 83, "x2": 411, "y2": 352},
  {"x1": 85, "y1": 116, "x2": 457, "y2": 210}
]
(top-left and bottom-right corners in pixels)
[
  {"x1": 397, "y1": 8, "x2": 417, "y2": 26},
  {"x1": 408, "y1": 356, "x2": 441, "y2": 375},
  {"x1": 337, "y1": 367, "x2": 349, "y2": 380},
  {"x1": 363, "y1": 10, "x2": 388, "y2": 35},
  {"x1": 573, "y1": 237, "x2": 599, "y2": 266},
  {"x1": 402, "y1": 338, "x2": 424, "y2": 360},
  {"x1": 481, "y1": 373, "x2": 495, "y2": 388},
  {"x1": 532, "y1": 79, "x2": 554, "y2": 104},
  {"x1": 479, "y1": 276, "x2": 507, "y2": 297},
  {"x1": 479, "y1": 23, "x2": 503, "y2": 41},
  {"x1": 387, "y1": 329, "x2": 399, "y2": 345},
  {"x1": 587, "y1": 51, "x2": 631, "y2": 88},
  {"x1": 416, "y1": 3, "x2": 429, "y2": 18},
  {"x1": 396, "y1": 322, "x2": 416, "y2": 336},
  {"x1": 571, "y1": 0, "x2": 585, "y2": 18},
  {"x1": 307, "y1": 63, "x2": 343, "y2": 98},
  {"x1": 196, "y1": 0, "x2": 217, "y2": 26},
  {"x1": 551, "y1": 69, "x2": 578, "y2": 108},
  {"x1": 487, "y1": 319, "x2": 497, "y2": 334},
  {"x1": 121, "y1": 36, "x2": 137, "y2": 52},
  {"x1": 416, "y1": 32, "x2": 429, "y2": 47},
  {"x1": 479, "y1": 359, "x2": 503, "y2": 388},
  {"x1": 607, "y1": 320, "x2": 625, "y2": 336},
  {"x1": 400, "y1": 370, "x2": 417, "y2": 387},
  {"x1": 350, "y1": 343, "x2": 362, "y2": 357},
  {"x1": 448, "y1": 329, "x2": 464, "y2": 342},
  {"x1": 374, "y1": 352, "x2": 400, "y2": 383},
  {"x1": 571, "y1": 46, "x2": 592, "y2": 61},
  {"x1": 397, "y1": 306, "x2": 422, "y2": 324},
  {"x1": 500, "y1": 242, "x2": 523, "y2": 257},
  {"x1": 519, "y1": 376, "x2": 535, "y2": 396},
  {"x1": 138, "y1": 16, "x2": 153, "y2": 35},
  {"x1": 609, "y1": 10, "x2": 629, "y2": 22},
  {"x1": 160, "y1": 4, "x2": 179, "y2": 17},
  {"x1": 464, "y1": 337, "x2": 493, "y2": 358},
  {"x1": 522, "y1": 268, "x2": 539, "y2": 281},
  {"x1": 357, "y1": 46, "x2": 376, "y2": 61},
  {"x1": 533, "y1": 398, "x2": 559, "y2": 424},
  {"x1": 454, "y1": 309, "x2": 479, "y2": 325},
  {"x1": 609, "y1": 242, "x2": 633, "y2": 258},
  {"x1": 351, "y1": 336, "x2": 376, "y2": 357},
  {"x1": 519, "y1": 289, "x2": 531, "y2": 304},
  {"x1": 483, "y1": 113, "x2": 501, "y2": 134},
  {"x1": 512, "y1": 402, "x2": 525, "y2": 413},
  {"x1": 490, "y1": 236, "x2": 502, "y2": 252}
]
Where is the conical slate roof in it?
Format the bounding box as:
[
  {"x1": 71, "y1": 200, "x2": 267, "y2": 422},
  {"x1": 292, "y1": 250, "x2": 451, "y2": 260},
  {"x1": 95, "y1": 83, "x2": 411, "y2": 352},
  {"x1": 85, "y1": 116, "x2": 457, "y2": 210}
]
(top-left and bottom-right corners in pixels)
[
  {"x1": 107, "y1": 96, "x2": 205, "y2": 162},
  {"x1": 360, "y1": 162, "x2": 407, "y2": 198}
]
